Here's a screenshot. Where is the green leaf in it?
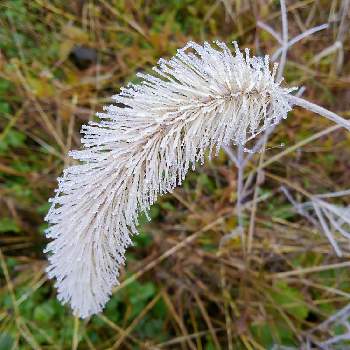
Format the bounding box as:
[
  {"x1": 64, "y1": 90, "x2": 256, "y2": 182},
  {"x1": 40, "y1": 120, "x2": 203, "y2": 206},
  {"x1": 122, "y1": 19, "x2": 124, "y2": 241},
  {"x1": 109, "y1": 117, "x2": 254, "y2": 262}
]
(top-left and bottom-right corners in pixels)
[
  {"x1": 0, "y1": 130, "x2": 26, "y2": 153},
  {"x1": 130, "y1": 282, "x2": 156, "y2": 305},
  {"x1": 36, "y1": 202, "x2": 51, "y2": 215},
  {"x1": 133, "y1": 231, "x2": 152, "y2": 248},
  {"x1": 250, "y1": 323, "x2": 274, "y2": 347},
  {"x1": 0, "y1": 333, "x2": 14, "y2": 350},
  {"x1": 160, "y1": 201, "x2": 176, "y2": 211},
  {"x1": 0, "y1": 218, "x2": 20, "y2": 233},
  {"x1": 38, "y1": 223, "x2": 48, "y2": 235},
  {"x1": 198, "y1": 173, "x2": 216, "y2": 193},
  {"x1": 270, "y1": 281, "x2": 309, "y2": 321},
  {"x1": 205, "y1": 338, "x2": 216, "y2": 350},
  {"x1": 0, "y1": 78, "x2": 12, "y2": 94},
  {"x1": 153, "y1": 299, "x2": 167, "y2": 319},
  {"x1": 105, "y1": 294, "x2": 122, "y2": 322},
  {"x1": 0, "y1": 102, "x2": 10, "y2": 114},
  {"x1": 134, "y1": 317, "x2": 165, "y2": 339},
  {"x1": 33, "y1": 302, "x2": 56, "y2": 323},
  {"x1": 125, "y1": 281, "x2": 158, "y2": 320},
  {"x1": 6, "y1": 130, "x2": 26, "y2": 147}
]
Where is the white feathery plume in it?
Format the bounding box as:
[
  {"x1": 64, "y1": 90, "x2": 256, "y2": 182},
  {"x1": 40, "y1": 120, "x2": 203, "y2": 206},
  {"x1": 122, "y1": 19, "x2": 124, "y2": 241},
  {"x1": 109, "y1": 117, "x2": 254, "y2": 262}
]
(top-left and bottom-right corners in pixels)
[{"x1": 44, "y1": 41, "x2": 347, "y2": 318}]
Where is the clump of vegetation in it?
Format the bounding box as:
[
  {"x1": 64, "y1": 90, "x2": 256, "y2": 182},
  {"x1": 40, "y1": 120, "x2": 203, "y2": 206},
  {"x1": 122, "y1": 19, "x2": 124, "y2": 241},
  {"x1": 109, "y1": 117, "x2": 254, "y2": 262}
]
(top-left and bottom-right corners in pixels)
[{"x1": 1, "y1": 0, "x2": 350, "y2": 349}]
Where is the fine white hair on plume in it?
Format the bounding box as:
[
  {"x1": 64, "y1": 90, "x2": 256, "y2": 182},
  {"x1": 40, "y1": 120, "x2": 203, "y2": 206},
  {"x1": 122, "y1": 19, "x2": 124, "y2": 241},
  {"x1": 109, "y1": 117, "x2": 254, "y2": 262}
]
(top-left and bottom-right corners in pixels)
[{"x1": 44, "y1": 41, "x2": 296, "y2": 318}]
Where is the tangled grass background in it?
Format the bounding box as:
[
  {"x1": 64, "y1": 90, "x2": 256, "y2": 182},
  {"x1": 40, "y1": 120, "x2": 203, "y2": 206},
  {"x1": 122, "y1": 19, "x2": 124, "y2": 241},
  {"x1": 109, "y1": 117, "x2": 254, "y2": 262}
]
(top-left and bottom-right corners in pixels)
[{"x1": 1, "y1": 0, "x2": 350, "y2": 349}]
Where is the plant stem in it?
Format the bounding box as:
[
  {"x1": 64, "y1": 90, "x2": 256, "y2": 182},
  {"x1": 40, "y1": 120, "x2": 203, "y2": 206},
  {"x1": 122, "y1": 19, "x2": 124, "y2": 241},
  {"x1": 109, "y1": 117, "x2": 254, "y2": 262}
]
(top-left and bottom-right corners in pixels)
[
  {"x1": 277, "y1": 0, "x2": 288, "y2": 81},
  {"x1": 289, "y1": 95, "x2": 350, "y2": 131},
  {"x1": 272, "y1": 23, "x2": 328, "y2": 61},
  {"x1": 236, "y1": 144, "x2": 245, "y2": 233},
  {"x1": 247, "y1": 134, "x2": 267, "y2": 255}
]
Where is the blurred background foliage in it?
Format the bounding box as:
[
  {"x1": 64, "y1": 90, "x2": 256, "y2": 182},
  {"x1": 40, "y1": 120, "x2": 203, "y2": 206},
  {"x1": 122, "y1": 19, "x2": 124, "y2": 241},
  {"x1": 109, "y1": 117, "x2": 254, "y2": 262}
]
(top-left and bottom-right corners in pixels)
[{"x1": 0, "y1": 0, "x2": 350, "y2": 349}]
